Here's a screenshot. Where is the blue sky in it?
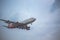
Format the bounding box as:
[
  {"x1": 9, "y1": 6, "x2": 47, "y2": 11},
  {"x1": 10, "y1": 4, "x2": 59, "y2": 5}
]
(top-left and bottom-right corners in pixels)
[{"x1": 0, "y1": 0, "x2": 60, "y2": 40}]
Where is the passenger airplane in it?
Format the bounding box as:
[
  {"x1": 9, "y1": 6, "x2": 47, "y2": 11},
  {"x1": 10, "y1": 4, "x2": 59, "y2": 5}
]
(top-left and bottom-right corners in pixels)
[{"x1": 0, "y1": 18, "x2": 36, "y2": 30}]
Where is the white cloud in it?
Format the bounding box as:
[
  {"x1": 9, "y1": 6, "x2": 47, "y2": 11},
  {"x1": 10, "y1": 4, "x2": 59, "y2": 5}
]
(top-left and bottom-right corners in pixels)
[{"x1": 0, "y1": 0, "x2": 60, "y2": 40}]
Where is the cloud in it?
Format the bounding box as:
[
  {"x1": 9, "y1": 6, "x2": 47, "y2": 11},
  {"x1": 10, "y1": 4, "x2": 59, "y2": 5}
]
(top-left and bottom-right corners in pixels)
[{"x1": 0, "y1": 0, "x2": 60, "y2": 40}]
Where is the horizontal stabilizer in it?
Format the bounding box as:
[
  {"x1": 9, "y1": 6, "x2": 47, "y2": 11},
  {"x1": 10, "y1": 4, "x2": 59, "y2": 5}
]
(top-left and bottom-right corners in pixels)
[
  {"x1": 0, "y1": 19, "x2": 6, "y2": 21},
  {"x1": 2, "y1": 25, "x2": 8, "y2": 27}
]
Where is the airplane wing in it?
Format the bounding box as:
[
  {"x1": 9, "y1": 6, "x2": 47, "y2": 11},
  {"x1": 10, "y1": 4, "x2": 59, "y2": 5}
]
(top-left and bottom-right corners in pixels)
[
  {"x1": 0, "y1": 19, "x2": 15, "y2": 23},
  {"x1": 20, "y1": 18, "x2": 36, "y2": 25}
]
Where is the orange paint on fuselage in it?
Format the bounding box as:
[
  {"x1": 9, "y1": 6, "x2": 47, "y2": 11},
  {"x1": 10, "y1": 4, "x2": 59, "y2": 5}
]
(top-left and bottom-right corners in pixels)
[{"x1": 8, "y1": 23, "x2": 15, "y2": 28}]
